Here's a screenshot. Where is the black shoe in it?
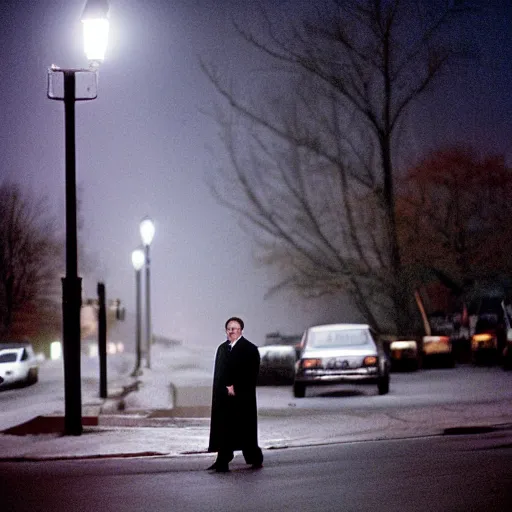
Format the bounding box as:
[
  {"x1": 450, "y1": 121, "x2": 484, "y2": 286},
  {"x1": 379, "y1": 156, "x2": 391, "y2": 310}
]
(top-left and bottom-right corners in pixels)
[
  {"x1": 250, "y1": 463, "x2": 263, "y2": 469},
  {"x1": 207, "y1": 461, "x2": 230, "y2": 472}
]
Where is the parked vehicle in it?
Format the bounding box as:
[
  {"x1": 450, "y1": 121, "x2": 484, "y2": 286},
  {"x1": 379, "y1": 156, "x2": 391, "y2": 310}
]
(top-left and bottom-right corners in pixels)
[
  {"x1": 503, "y1": 337, "x2": 512, "y2": 370},
  {"x1": 413, "y1": 291, "x2": 455, "y2": 368},
  {"x1": 293, "y1": 324, "x2": 390, "y2": 398},
  {"x1": 380, "y1": 333, "x2": 420, "y2": 371},
  {"x1": 258, "y1": 332, "x2": 301, "y2": 384},
  {"x1": 471, "y1": 314, "x2": 504, "y2": 365},
  {"x1": 501, "y1": 301, "x2": 512, "y2": 370},
  {"x1": 258, "y1": 345, "x2": 297, "y2": 385},
  {"x1": 263, "y1": 332, "x2": 302, "y2": 359},
  {"x1": 422, "y1": 335, "x2": 454, "y2": 368},
  {"x1": 389, "y1": 338, "x2": 420, "y2": 371},
  {"x1": 0, "y1": 342, "x2": 39, "y2": 388}
]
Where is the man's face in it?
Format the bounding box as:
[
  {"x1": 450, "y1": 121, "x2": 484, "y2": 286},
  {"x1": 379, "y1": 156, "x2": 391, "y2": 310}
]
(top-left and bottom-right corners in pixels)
[{"x1": 226, "y1": 321, "x2": 242, "y2": 343}]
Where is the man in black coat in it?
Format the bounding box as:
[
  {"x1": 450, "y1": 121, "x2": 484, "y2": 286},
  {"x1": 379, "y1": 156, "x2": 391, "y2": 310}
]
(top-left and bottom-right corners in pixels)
[{"x1": 207, "y1": 317, "x2": 263, "y2": 472}]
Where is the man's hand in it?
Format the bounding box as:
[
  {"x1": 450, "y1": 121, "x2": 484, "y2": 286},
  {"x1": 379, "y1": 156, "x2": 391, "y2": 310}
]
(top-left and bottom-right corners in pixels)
[{"x1": 226, "y1": 385, "x2": 235, "y2": 396}]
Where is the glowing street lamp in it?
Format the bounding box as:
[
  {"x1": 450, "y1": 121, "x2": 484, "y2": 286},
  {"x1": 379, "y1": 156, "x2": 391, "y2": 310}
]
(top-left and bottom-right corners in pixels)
[
  {"x1": 139, "y1": 217, "x2": 155, "y2": 368},
  {"x1": 47, "y1": 0, "x2": 109, "y2": 436},
  {"x1": 81, "y1": 0, "x2": 110, "y2": 65}
]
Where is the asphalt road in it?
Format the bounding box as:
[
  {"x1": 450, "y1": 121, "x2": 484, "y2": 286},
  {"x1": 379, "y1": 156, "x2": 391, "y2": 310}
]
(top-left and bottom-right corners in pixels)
[
  {"x1": 0, "y1": 357, "x2": 130, "y2": 430},
  {"x1": 1, "y1": 432, "x2": 511, "y2": 512},
  {"x1": 257, "y1": 364, "x2": 512, "y2": 411},
  {"x1": 2, "y1": 359, "x2": 511, "y2": 433}
]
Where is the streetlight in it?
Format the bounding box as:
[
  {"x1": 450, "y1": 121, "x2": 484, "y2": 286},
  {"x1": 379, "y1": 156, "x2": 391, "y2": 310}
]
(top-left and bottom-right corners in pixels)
[
  {"x1": 47, "y1": 0, "x2": 110, "y2": 436},
  {"x1": 131, "y1": 248, "x2": 145, "y2": 377},
  {"x1": 139, "y1": 217, "x2": 155, "y2": 369},
  {"x1": 81, "y1": 0, "x2": 110, "y2": 65}
]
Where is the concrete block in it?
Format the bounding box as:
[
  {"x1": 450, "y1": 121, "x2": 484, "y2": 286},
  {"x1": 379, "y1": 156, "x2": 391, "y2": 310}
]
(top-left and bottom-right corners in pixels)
[{"x1": 173, "y1": 384, "x2": 212, "y2": 409}]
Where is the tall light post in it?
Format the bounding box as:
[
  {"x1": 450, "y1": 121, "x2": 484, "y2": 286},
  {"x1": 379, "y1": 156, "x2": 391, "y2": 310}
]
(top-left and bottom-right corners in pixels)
[
  {"x1": 47, "y1": 0, "x2": 109, "y2": 436},
  {"x1": 139, "y1": 217, "x2": 155, "y2": 369},
  {"x1": 131, "y1": 248, "x2": 145, "y2": 377}
]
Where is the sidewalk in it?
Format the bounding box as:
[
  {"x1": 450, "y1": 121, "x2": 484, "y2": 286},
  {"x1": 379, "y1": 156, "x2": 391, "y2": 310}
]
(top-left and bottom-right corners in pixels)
[
  {"x1": 2, "y1": 398, "x2": 511, "y2": 462},
  {"x1": 1, "y1": 343, "x2": 512, "y2": 461}
]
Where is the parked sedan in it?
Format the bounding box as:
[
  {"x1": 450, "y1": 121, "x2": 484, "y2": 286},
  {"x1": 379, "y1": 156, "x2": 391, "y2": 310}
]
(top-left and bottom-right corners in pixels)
[
  {"x1": 471, "y1": 314, "x2": 505, "y2": 365},
  {"x1": 293, "y1": 324, "x2": 390, "y2": 398},
  {"x1": 258, "y1": 345, "x2": 297, "y2": 385},
  {"x1": 422, "y1": 335, "x2": 455, "y2": 368},
  {"x1": 381, "y1": 334, "x2": 420, "y2": 371},
  {"x1": 0, "y1": 342, "x2": 39, "y2": 388},
  {"x1": 389, "y1": 339, "x2": 420, "y2": 371}
]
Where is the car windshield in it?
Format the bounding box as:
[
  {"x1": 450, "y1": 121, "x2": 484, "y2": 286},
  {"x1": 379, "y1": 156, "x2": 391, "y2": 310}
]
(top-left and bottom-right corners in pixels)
[
  {"x1": 0, "y1": 352, "x2": 18, "y2": 363},
  {"x1": 308, "y1": 329, "x2": 372, "y2": 348}
]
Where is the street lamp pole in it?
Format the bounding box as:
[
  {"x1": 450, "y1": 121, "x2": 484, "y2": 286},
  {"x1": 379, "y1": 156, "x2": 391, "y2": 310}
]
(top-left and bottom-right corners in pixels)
[
  {"x1": 47, "y1": 0, "x2": 109, "y2": 436},
  {"x1": 62, "y1": 68, "x2": 82, "y2": 436},
  {"x1": 140, "y1": 217, "x2": 155, "y2": 369},
  {"x1": 131, "y1": 248, "x2": 145, "y2": 376}
]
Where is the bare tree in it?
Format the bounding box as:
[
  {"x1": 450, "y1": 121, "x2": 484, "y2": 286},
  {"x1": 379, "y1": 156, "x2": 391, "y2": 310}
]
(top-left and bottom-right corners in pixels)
[
  {"x1": 0, "y1": 181, "x2": 63, "y2": 339},
  {"x1": 202, "y1": 0, "x2": 475, "y2": 332},
  {"x1": 397, "y1": 147, "x2": 512, "y2": 292}
]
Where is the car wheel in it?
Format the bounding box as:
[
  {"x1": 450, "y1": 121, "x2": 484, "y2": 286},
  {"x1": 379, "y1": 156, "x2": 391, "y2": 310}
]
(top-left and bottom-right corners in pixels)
[
  {"x1": 377, "y1": 375, "x2": 389, "y2": 395},
  {"x1": 27, "y1": 368, "x2": 38, "y2": 385},
  {"x1": 293, "y1": 382, "x2": 306, "y2": 398}
]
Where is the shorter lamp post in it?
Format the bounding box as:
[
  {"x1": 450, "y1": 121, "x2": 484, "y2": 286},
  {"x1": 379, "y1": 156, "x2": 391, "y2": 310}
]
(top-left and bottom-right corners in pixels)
[
  {"x1": 139, "y1": 217, "x2": 155, "y2": 368},
  {"x1": 131, "y1": 248, "x2": 145, "y2": 377}
]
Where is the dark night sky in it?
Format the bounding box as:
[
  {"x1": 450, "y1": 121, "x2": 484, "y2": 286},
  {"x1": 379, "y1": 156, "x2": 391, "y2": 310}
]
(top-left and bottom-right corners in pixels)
[{"x1": 0, "y1": 0, "x2": 510, "y2": 350}]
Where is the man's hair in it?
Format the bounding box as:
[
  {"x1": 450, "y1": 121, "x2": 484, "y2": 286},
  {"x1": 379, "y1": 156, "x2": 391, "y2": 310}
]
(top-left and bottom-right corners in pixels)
[{"x1": 225, "y1": 317, "x2": 244, "y2": 330}]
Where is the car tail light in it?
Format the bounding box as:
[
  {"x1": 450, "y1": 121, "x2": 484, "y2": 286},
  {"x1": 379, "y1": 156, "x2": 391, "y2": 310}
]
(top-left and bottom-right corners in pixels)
[
  {"x1": 424, "y1": 335, "x2": 450, "y2": 344},
  {"x1": 363, "y1": 356, "x2": 378, "y2": 366},
  {"x1": 472, "y1": 333, "x2": 493, "y2": 342},
  {"x1": 301, "y1": 358, "x2": 322, "y2": 369}
]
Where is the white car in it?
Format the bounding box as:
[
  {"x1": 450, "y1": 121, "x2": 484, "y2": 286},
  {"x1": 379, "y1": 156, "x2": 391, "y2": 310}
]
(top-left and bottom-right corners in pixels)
[
  {"x1": 0, "y1": 342, "x2": 39, "y2": 388},
  {"x1": 293, "y1": 324, "x2": 390, "y2": 398}
]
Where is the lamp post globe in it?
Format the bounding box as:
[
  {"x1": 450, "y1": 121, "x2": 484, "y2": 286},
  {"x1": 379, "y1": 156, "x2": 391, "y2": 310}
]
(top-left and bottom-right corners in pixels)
[
  {"x1": 81, "y1": 0, "x2": 110, "y2": 65},
  {"x1": 140, "y1": 217, "x2": 155, "y2": 247},
  {"x1": 131, "y1": 248, "x2": 145, "y2": 271}
]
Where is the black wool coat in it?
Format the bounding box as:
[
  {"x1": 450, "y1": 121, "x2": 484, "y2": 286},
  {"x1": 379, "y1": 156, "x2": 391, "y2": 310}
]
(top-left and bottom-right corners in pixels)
[{"x1": 208, "y1": 336, "x2": 261, "y2": 453}]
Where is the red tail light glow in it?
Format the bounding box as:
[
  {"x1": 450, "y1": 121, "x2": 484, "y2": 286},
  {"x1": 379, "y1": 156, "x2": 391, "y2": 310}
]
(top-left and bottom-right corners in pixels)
[{"x1": 363, "y1": 356, "x2": 378, "y2": 366}]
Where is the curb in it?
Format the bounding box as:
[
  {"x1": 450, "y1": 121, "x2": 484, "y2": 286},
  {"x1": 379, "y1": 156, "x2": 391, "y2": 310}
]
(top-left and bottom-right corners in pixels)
[
  {"x1": 2, "y1": 421, "x2": 511, "y2": 463},
  {"x1": 0, "y1": 429, "x2": 441, "y2": 463},
  {"x1": 0, "y1": 451, "x2": 169, "y2": 462},
  {"x1": 2, "y1": 416, "x2": 99, "y2": 436}
]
